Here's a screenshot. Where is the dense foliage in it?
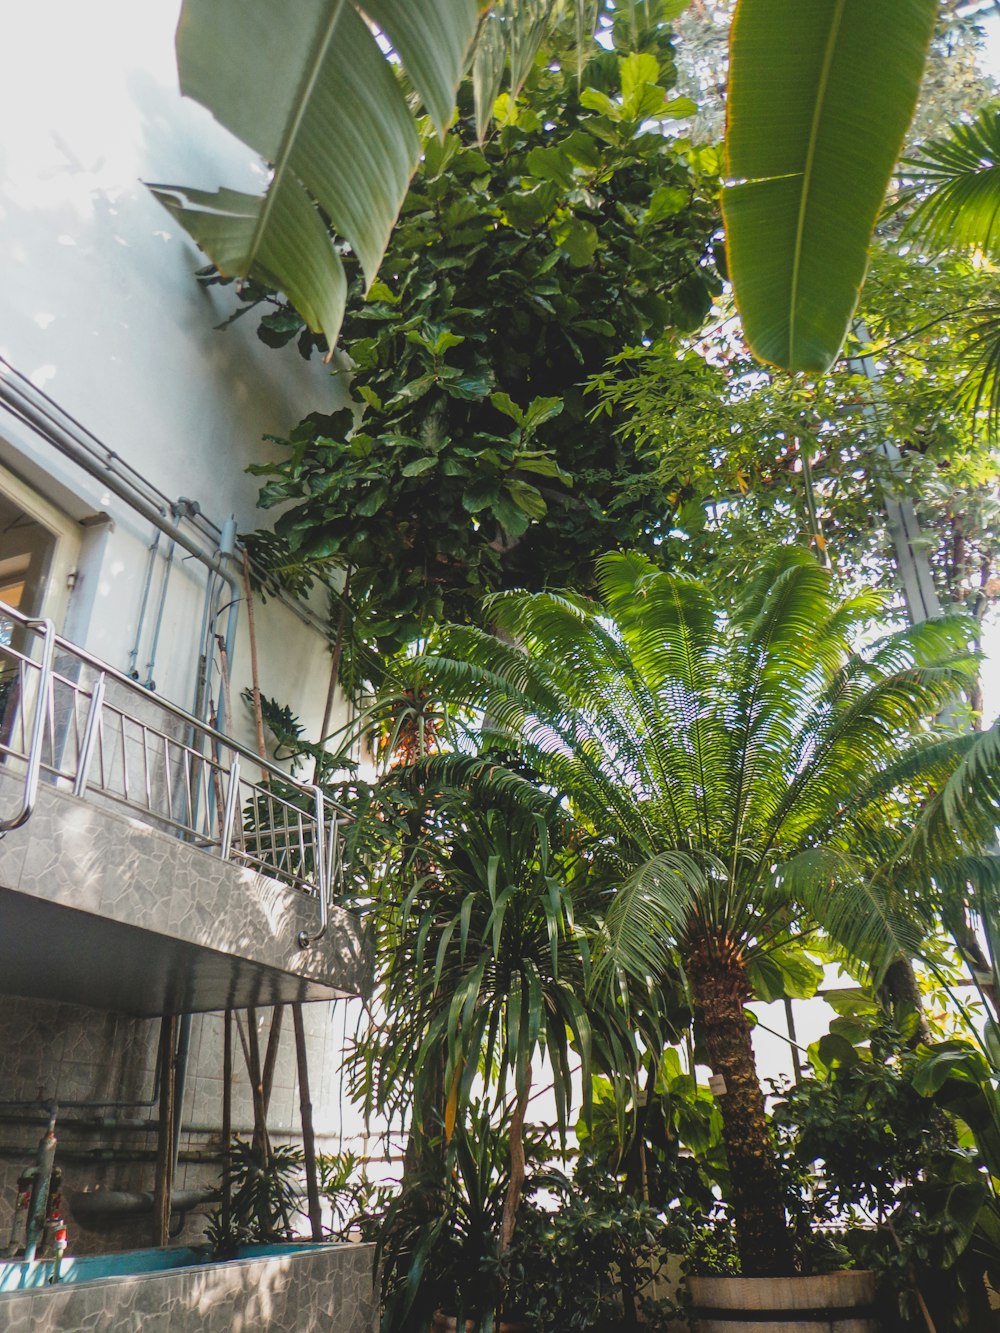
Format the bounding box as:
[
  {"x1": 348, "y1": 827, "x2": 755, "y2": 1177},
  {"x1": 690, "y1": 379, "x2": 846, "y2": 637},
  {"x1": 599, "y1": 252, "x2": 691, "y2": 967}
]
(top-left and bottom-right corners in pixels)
[
  {"x1": 410, "y1": 548, "x2": 994, "y2": 1274},
  {"x1": 243, "y1": 9, "x2": 719, "y2": 671},
  {"x1": 207, "y1": 7, "x2": 1000, "y2": 1327}
]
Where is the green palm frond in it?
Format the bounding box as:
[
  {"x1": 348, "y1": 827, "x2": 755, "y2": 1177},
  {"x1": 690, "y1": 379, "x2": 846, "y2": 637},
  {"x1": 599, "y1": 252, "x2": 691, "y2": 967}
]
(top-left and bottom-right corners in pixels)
[
  {"x1": 899, "y1": 105, "x2": 1000, "y2": 255},
  {"x1": 351, "y1": 769, "x2": 640, "y2": 1140},
  {"x1": 772, "y1": 849, "x2": 927, "y2": 982},
  {"x1": 957, "y1": 301, "x2": 1000, "y2": 437},
  {"x1": 408, "y1": 553, "x2": 991, "y2": 1018},
  {"x1": 930, "y1": 854, "x2": 1000, "y2": 902},
  {"x1": 909, "y1": 720, "x2": 1000, "y2": 864},
  {"x1": 593, "y1": 850, "x2": 714, "y2": 990}
]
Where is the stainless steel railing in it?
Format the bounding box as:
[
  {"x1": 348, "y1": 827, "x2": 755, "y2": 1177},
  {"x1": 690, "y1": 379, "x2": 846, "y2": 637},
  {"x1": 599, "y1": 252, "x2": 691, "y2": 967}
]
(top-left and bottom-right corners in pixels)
[{"x1": 0, "y1": 602, "x2": 345, "y2": 949}]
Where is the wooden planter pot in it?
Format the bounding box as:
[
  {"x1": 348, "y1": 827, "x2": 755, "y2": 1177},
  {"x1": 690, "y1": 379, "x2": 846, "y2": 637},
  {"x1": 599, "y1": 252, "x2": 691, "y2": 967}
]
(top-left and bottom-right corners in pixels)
[
  {"x1": 687, "y1": 1271, "x2": 878, "y2": 1332},
  {"x1": 430, "y1": 1314, "x2": 530, "y2": 1333}
]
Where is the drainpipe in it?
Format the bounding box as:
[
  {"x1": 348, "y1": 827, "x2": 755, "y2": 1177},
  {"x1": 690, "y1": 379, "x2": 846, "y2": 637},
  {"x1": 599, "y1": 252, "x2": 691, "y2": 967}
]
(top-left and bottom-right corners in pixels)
[
  {"x1": 171, "y1": 1015, "x2": 192, "y2": 1183},
  {"x1": 143, "y1": 533, "x2": 177, "y2": 690},
  {"x1": 69, "y1": 1188, "x2": 215, "y2": 1221},
  {"x1": 23, "y1": 1105, "x2": 57, "y2": 1263},
  {"x1": 194, "y1": 515, "x2": 239, "y2": 722},
  {"x1": 128, "y1": 529, "x2": 161, "y2": 680}
]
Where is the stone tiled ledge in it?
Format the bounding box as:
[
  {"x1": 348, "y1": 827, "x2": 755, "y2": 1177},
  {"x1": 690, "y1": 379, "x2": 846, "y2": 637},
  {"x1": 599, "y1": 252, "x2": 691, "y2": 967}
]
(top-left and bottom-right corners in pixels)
[
  {"x1": 0, "y1": 771, "x2": 368, "y2": 1013},
  {"x1": 0, "y1": 1241, "x2": 377, "y2": 1333}
]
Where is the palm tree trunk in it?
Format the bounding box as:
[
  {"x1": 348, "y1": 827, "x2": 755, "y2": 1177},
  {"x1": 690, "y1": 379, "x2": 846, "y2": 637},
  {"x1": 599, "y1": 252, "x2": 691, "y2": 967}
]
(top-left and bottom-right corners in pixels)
[
  {"x1": 500, "y1": 1073, "x2": 531, "y2": 1256},
  {"x1": 880, "y1": 954, "x2": 931, "y2": 1042},
  {"x1": 686, "y1": 936, "x2": 795, "y2": 1278}
]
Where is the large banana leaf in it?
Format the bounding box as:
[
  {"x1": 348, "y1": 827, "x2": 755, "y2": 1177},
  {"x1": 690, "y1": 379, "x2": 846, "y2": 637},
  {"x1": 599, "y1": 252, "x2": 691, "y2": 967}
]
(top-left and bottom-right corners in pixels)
[
  {"x1": 150, "y1": 0, "x2": 480, "y2": 349},
  {"x1": 722, "y1": 0, "x2": 936, "y2": 373}
]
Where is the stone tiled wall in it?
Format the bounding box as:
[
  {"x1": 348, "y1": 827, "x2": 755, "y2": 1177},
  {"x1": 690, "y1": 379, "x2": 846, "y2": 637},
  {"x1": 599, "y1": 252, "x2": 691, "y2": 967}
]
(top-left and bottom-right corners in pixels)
[
  {"x1": 0, "y1": 996, "x2": 361, "y2": 1256},
  {"x1": 0, "y1": 1241, "x2": 377, "y2": 1332}
]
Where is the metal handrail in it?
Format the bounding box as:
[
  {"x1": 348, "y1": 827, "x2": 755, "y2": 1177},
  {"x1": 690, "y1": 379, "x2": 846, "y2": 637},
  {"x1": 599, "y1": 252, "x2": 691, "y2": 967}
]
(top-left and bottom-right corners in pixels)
[
  {"x1": 0, "y1": 617, "x2": 56, "y2": 834},
  {"x1": 0, "y1": 601, "x2": 347, "y2": 946}
]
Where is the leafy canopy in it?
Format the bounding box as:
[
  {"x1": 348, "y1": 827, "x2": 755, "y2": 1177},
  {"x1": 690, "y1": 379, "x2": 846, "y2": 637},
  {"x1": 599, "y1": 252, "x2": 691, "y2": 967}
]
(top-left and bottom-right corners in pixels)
[{"x1": 244, "y1": 17, "x2": 720, "y2": 676}]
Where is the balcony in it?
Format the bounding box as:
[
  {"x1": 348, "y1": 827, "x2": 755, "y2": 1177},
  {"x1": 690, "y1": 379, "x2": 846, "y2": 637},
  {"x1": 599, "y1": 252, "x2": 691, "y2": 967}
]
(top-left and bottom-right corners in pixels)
[{"x1": 0, "y1": 605, "x2": 366, "y2": 1015}]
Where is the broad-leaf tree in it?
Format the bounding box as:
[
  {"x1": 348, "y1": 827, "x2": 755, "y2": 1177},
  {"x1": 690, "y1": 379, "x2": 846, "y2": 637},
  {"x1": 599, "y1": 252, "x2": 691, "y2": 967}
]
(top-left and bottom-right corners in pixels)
[
  {"x1": 246, "y1": 22, "x2": 719, "y2": 678},
  {"x1": 416, "y1": 550, "x2": 986, "y2": 1275},
  {"x1": 589, "y1": 244, "x2": 1000, "y2": 719}
]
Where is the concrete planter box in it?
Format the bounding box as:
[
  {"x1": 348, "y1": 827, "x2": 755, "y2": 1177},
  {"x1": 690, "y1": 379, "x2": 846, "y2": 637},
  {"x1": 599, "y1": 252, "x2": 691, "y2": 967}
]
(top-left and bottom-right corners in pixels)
[
  {"x1": 688, "y1": 1270, "x2": 877, "y2": 1332},
  {"x1": 0, "y1": 1240, "x2": 376, "y2": 1332}
]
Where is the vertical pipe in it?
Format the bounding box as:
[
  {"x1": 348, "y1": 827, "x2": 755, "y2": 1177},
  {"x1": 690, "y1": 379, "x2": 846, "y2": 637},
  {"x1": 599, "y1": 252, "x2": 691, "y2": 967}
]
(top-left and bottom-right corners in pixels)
[
  {"x1": 242, "y1": 550, "x2": 268, "y2": 771},
  {"x1": 128, "y1": 530, "x2": 161, "y2": 680},
  {"x1": 23, "y1": 1106, "x2": 57, "y2": 1263},
  {"x1": 170, "y1": 1014, "x2": 192, "y2": 1180},
  {"x1": 143, "y1": 538, "x2": 176, "y2": 690},
  {"x1": 292, "y1": 1003, "x2": 324, "y2": 1242},
  {"x1": 218, "y1": 517, "x2": 238, "y2": 674},
  {"x1": 194, "y1": 570, "x2": 218, "y2": 722},
  {"x1": 152, "y1": 1014, "x2": 178, "y2": 1246}
]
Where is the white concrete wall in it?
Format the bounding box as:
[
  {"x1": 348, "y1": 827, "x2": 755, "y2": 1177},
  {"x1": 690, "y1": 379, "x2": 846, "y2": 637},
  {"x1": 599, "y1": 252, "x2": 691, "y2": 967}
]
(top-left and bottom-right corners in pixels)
[
  {"x1": 0, "y1": 6, "x2": 361, "y2": 1252},
  {"x1": 0, "y1": 0, "x2": 344, "y2": 749}
]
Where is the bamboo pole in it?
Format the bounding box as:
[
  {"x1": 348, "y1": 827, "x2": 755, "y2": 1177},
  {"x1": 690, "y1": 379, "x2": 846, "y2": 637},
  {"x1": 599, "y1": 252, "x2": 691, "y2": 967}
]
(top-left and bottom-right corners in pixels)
[
  {"x1": 292, "y1": 1002, "x2": 324, "y2": 1241},
  {"x1": 244, "y1": 1006, "x2": 270, "y2": 1165},
  {"x1": 261, "y1": 1003, "x2": 285, "y2": 1118},
  {"x1": 152, "y1": 1014, "x2": 178, "y2": 1246}
]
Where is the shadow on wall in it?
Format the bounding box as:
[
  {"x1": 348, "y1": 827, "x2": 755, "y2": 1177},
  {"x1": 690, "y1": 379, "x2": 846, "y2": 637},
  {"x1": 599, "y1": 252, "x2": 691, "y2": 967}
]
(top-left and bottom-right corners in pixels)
[{"x1": 0, "y1": 1242, "x2": 377, "y2": 1333}]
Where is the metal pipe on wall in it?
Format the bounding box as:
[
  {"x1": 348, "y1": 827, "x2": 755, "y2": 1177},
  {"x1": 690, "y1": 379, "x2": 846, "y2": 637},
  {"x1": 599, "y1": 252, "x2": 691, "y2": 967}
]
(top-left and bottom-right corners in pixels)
[
  {"x1": 0, "y1": 372, "x2": 244, "y2": 678},
  {"x1": 128, "y1": 529, "x2": 162, "y2": 680},
  {"x1": 143, "y1": 535, "x2": 176, "y2": 690},
  {"x1": 0, "y1": 356, "x2": 331, "y2": 639},
  {"x1": 69, "y1": 1188, "x2": 215, "y2": 1221}
]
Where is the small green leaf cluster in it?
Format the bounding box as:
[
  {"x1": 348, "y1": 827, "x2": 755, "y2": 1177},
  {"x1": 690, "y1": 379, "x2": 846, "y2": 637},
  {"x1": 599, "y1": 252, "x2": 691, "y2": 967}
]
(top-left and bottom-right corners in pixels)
[
  {"x1": 204, "y1": 1138, "x2": 304, "y2": 1257},
  {"x1": 505, "y1": 1156, "x2": 697, "y2": 1332},
  {"x1": 246, "y1": 27, "x2": 719, "y2": 665}
]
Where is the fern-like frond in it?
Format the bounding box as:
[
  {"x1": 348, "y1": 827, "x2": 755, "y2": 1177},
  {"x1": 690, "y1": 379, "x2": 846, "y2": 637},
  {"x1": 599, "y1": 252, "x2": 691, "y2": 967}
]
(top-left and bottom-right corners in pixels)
[
  {"x1": 899, "y1": 106, "x2": 1000, "y2": 254},
  {"x1": 908, "y1": 720, "x2": 1000, "y2": 864},
  {"x1": 592, "y1": 850, "x2": 713, "y2": 990},
  {"x1": 786, "y1": 854, "x2": 929, "y2": 983}
]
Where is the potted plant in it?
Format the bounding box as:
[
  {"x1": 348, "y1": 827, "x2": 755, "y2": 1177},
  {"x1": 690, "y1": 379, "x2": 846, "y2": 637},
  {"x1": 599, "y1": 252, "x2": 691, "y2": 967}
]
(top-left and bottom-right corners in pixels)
[{"x1": 417, "y1": 550, "x2": 992, "y2": 1324}]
